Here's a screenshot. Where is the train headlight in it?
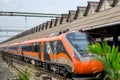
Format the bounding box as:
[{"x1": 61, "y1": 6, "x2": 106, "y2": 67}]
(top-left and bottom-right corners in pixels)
[
  {"x1": 80, "y1": 55, "x2": 96, "y2": 62},
  {"x1": 74, "y1": 51, "x2": 95, "y2": 62},
  {"x1": 79, "y1": 57, "x2": 91, "y2": 62}
]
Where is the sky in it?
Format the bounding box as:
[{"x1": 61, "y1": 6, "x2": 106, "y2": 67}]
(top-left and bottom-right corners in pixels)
[{"x1": 0, "y1": 0, "x2": 99, "y2": 42}]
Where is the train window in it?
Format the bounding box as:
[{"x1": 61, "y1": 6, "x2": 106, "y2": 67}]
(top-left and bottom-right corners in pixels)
[
  {"x1": 22, "y1": 46, "x2": 26, "y2": 51},
  {"x1": 66, "y1": 32, "x2": 94, "y2": 57},
  {"x1": 44, "y1": 42, "x2": 47, "y2": 54},
  {"x1": 22, "y1": 43, "x2": 40, "y2": 52},
  {"x1": 34, "y1": 43, "x2": 40, "y2": 52},
  {"x1": 53, "y1": 41, "x2": 57, "y2": 54},
  {"x1": 50, "y1": 40, "x2": 67, "y2": 54},
  {"x1": 57, "y1": 40, "x2": 67, "y2": 54},
  {"x1": 49, "y1": 41, "x2": 54, "y2": 53},
  {"x1": 22, "y1": 45, "x2": 28, "y2": 51},
  {"x1": 30, "y1": 46, "x2": 33, "y2": 51},
  {"x1": 9, "y1": 46, "x2": 18, "y2": 50}
]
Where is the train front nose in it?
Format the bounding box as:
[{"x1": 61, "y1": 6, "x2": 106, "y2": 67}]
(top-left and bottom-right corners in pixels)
[{"x1": 74, "y1": 60, "x2": 104, "y2": 74}]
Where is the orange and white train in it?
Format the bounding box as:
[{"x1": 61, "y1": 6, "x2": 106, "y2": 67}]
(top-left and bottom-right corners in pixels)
[{"x1": 0, "y1": 31, "x2": 103, "y2": 78}]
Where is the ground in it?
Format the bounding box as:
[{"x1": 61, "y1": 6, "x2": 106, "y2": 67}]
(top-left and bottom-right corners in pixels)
[
  {"x1": 0, "y1": 54, "x2": 58, "y2": 80},
  {"x1": 0, "y1": 55, "x2": 15, "y2": 80}
]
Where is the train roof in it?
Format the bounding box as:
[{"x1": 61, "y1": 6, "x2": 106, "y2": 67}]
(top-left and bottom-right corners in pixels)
[
  {"x1": 9, "y1": 42, "x2": 20, "y2": 45},
  {"x1": 20, "y1": 33, "x2": 65, "y2": 44}
]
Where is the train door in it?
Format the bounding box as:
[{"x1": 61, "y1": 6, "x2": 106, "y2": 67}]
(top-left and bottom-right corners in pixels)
[
  {"x1": 18, "y1": 45, "x2": 21, "y2": 56},
  {"x1": 20, "y1": 44, "x2": 24, "y2": 61},
  {"x1": 53, "y1": 41, "x2": 57, "y2": 63},
  {"x1": 38, "y1": 42, "x2": 41, "y2": 60},
  {"x1": 33, "y1": 42, "x2": 40, "y2": 60},
  {"x1": 44, "y1": 42, "x2": 51, "y2": 62},
  {"x1": 41, "y1": 42, "x2": 44, "y2": 62}
]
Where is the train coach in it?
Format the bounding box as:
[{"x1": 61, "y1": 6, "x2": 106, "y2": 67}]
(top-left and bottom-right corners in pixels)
[{"x1": 1, "y1": 31, "x2": 104, "y2": 78}]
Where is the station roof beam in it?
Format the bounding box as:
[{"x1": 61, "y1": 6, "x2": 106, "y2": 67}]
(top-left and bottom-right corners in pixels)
[
  {"x1": 84, "y1": 1, "x2": 99, "y2": 16},
  {"x1": 74, "y1": 6, "x2": 86, "y2": 19},
  {"x1": 0, "y1": 11, "x2": 61, "y2": 18}
]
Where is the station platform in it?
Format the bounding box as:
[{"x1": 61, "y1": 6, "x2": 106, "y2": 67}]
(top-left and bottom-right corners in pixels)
[{"x1": 0, "y1": 54, "x2": 15, "y2": 80}]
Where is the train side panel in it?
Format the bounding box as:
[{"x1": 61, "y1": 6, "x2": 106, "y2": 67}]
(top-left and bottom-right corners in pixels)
[
  {"x1": 21, "y1": 43, "x2": 40, "y2": 61},
  {"x1": 43, "y1": 39, "x2": 74, "y2": 73}
]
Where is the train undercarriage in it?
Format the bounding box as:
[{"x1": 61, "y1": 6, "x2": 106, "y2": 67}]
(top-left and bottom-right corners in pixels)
[{"x1": 1, "y1": 51, "x2": 105, "y2": 80}]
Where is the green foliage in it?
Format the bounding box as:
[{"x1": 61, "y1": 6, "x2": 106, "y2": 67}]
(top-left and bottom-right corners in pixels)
[
  {"x1": 16, "y1": 68, "x2": 31, "y2": 80},
  {"x1": 88, "y1": 42, "x2": 120, "y2": 80}
]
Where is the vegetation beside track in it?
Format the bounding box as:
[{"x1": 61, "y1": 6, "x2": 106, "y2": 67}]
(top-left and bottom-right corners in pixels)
[{"x1": 88, "y1": 42, "x2": 120, "y2": 80}]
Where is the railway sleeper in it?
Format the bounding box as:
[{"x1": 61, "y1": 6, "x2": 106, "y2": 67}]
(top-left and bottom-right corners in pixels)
[{"x1": 42, "y1": 76, "x2": 52, "y2": 80}]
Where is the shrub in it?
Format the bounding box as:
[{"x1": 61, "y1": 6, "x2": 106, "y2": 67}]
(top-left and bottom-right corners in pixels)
[
  {"x1": 88, "y1": 42, "x2": 120, "y2": 80},
  {"x1": 16, "y1": 67, "x2": 31, "y2": 80}
]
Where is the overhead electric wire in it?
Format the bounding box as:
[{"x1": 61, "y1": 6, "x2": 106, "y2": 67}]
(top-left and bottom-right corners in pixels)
[
  {"x1": 0, "y1": 29, "x2": 26, "y2": 32},
  {"x1": 0, "y1": 35, "x2": 15, "y2": 37}
]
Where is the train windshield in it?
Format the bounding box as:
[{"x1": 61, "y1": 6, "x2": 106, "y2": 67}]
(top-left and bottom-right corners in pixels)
[{"x1": 66, "y1": 32, "x2": 94, "y2": 57}]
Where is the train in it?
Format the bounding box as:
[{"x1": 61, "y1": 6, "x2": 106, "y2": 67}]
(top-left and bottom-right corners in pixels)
[{"x1": 0, "y1": 31, "x2": 103, "y2": 78}]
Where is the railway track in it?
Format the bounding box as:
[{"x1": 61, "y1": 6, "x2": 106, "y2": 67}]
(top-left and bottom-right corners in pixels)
[
  {"x1": 1, "y1": 54, "x2": 69, "y2": 80},
  {"x1": 13, "y1": 60, "x2": 67, "y2": 80}
]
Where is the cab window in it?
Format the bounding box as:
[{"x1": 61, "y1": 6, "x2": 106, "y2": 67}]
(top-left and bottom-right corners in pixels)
[{"x1": 57, "y1": 40, "x2": 67, "y2": 54}]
